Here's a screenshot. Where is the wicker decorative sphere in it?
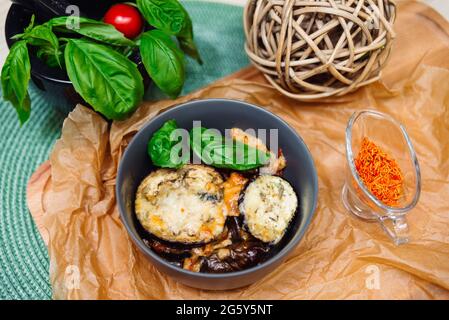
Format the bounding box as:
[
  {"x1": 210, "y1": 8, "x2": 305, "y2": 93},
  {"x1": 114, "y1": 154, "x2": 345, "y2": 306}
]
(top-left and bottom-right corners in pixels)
[{"x1": 244, "y1": 0, "x2": 396, "y2": 100}]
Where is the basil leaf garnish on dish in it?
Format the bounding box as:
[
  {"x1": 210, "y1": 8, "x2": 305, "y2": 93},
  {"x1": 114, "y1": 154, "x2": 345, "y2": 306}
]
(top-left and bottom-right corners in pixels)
[
  {"x1": 137, "y1": 0, "x2": 202, "y2": 64},
  {"x1": 64, "y1": 38, "x2": 144, "y2": 120},
  {"x1": 148, "y1": 119, "x2": 188, "y2": 168},
  {"x1": 190, "y1": 127, "x2": 270, "y2": 171},
  {"x1": 1, "y1": 40, "x2": 31, "y2": 125},
  {"x1": 47, "y1": 16, "x2": 135, "y2": 47},
  {"x1": 139, "y1": 30, "x2": 185, "y2": 98}
]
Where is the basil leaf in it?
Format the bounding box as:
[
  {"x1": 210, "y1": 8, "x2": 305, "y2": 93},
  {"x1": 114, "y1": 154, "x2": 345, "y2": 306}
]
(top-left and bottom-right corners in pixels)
[
  {"x1": 12, "y1": 15, "x2": 62, "y2": 67},
  {"x1": 137, "y1": 0, "x2": 202, "y2": 63},
  {"x1": 139, "y1": 30, "x2": 185, "y2": 98},
  {"x1": 137, "y1": 0, "x2": 187, "y2": 35},
  {"x1": 190, "y1": 127, "x2": 270, "y2": 171},
  {"x1": 1, "y1": 41, "x2": 31, "y2": 125},
  {"x1": 178, "y1": 37, "x2": 202, "y2": 64},
  {"x1": 19, "y1": 24, "x2": 59, "y2": 48},
  {"x1": 148, "y1": 119, "x2": 188, "y2": 168},
  {"x1": 36, "y1": 44, "x2": 64, "y2": 68},
  {"x1": 47, "y1": 16, "x2": 135, "y2": 47},
  {"x1": 64, "y1": 38, "x2": 144, "y2": 120},
  {"x1": 24, "y1": 14, "x2": 36, "y2": 33},
  {"x1": 177, "y1": 18, "x2": 202, "y2": 64},
  {"x1": 21, "y1": 25, "x2": 62, "y2": 67}
]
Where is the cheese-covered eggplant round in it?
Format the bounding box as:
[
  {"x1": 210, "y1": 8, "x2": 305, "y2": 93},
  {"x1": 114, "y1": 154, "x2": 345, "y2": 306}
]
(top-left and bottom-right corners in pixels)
[
  {"x1": 135, "y1": 165, "x2": 226, "y2": 244},
  {"x1": 240, "y1": 175, "x2": 298, "y2": 244}
]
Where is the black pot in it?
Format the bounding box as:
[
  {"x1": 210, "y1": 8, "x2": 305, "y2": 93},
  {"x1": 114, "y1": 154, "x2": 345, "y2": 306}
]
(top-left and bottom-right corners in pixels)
[
  {"x1": 5, "y1": 0, "x2": 150, "y2": 115},
  {"x1": 116, "y1": 99, "x2": 319, "y2": 290}
]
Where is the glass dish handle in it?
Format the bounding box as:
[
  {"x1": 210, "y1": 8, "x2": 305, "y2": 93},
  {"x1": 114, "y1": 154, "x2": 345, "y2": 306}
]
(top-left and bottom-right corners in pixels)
[{"x1": 376, "y1": 214, "x2": 409, "y2": 245}]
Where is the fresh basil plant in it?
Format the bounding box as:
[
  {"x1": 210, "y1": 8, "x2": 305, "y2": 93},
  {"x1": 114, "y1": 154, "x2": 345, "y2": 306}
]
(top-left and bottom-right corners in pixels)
[{"x1": 1, "y1": 0, "x2": 201, "y2": 124}]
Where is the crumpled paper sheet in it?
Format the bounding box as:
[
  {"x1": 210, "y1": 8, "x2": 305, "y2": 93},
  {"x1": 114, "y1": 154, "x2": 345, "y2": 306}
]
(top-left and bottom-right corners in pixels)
[{"x1": 27, "y1": 1, "x2": 449, "y2": 299}]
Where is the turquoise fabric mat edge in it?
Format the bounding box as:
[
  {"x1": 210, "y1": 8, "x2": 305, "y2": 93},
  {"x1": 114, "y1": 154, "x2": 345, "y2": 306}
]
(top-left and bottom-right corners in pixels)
[{"x1": 0, "y1": 1, "x2": 249, "y2": 299}]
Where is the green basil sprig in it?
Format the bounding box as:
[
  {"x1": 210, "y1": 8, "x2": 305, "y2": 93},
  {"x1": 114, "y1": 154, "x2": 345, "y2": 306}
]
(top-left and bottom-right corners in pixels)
[
  {"x1": 1, "y1": 41, "x2": 31, "y2": 125},
  {"x1": 2, "y1": 0, "x2": 202, "y2": 124},
  {"x1": 13, "y1": 15, "x2": 62, "y2": 67},
  {"x1": 64, "y1": 38, "x2": 144, "y2": 120},
  {"x1": 137, "y1": 0, "x2": 202, "y2": 64},
  {"x1": 148, "y1": 119, "x2": 188, "y2": 168},
  {"x1": 190, "y1": 126, "x2": 270, "y2": 171},
  {"x1": 47, "y1": 16, "x2": 135, "y2": 47},
  {"x1": 139, "y1": 30, "x2": 185, "y2": 98}
]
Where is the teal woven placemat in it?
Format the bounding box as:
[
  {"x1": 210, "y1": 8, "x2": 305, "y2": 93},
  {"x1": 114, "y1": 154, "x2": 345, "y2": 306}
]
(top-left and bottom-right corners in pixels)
[{"x1": 0, "y1": 0, "x2": 249, "y2": 300}]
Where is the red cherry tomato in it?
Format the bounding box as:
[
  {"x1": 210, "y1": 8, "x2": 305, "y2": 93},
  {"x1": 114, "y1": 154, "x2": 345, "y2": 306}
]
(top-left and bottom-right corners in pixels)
[{"x1": 103, "y1": 4, "x2": 143, "y2": 39}]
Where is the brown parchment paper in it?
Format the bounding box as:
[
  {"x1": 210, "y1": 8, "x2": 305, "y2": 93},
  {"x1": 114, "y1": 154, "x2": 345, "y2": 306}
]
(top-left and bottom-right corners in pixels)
[{"x1": 27, "y1": 1, "x2": 449, "y2": 299}]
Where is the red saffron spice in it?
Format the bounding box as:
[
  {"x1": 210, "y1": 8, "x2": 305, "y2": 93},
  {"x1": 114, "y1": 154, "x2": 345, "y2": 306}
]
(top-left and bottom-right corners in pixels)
[{"x1": 354, "y1": 138, "x2": 404, "y2": 206}]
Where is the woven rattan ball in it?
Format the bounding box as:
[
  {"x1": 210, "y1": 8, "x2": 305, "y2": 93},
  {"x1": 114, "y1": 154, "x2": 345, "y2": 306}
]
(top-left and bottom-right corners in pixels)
[{"x1": 244, "y1": 0, "x2": 396, "y2": 100}]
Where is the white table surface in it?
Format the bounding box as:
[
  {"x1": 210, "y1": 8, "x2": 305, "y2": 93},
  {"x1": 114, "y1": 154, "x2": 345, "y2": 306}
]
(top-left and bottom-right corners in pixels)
[{"x1": 0, "y1": 0, "x2": 448, "y2": 68}]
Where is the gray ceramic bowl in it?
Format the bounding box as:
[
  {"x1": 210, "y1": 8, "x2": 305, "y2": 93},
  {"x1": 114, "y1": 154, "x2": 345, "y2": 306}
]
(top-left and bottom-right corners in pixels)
[{"x1": 116, "y1": 99, "x2": 318, "y2": 290}]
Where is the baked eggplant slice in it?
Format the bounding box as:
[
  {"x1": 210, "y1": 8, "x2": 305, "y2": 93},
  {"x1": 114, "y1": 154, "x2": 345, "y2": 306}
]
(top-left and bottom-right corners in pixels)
[
  {"x1": 240, "y1": 175, "x2": 298, "y2": 244},
  {"x1": 135, "y1": 165, "x2": 226, "y2": 244}
]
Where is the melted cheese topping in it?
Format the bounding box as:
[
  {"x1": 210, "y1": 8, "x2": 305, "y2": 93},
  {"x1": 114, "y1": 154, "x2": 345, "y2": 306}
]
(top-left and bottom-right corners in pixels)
[
  {"x1": 241, "y1": 175, "x2": 298, "y2": 244},
  {"x1": 135, "y1": 165, "x2": 226, "y2": 244}
]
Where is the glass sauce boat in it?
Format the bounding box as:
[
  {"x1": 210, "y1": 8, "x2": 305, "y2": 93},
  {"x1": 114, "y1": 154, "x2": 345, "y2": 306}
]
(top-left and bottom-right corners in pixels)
[{"x1": 342, "y1": 110, "x2": 421, "y2": 245}]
